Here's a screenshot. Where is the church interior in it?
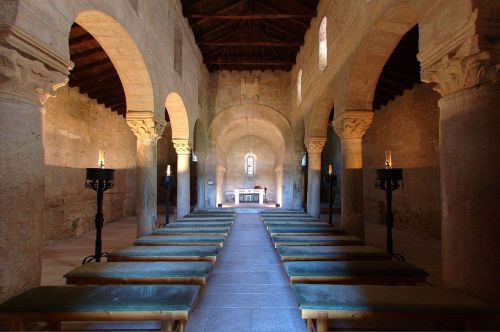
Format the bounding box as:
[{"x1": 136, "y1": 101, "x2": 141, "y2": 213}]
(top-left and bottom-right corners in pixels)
[{"x1": 0, "y1": 0, "x2": 499, "y2": 331}]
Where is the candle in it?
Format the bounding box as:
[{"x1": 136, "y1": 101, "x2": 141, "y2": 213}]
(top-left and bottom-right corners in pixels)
[
  {"x1": 328, "y1": 164, "x2": 333, "y2": 175},
  {"x1": 385, "y1": 150, "x2": 392, "y2": 169},
  {"x1": 98, "y1": 150, "x2": 105, "y2": 168},
  {"x1": 166, "y1": 165, "x2": 171, "y2": 176}
]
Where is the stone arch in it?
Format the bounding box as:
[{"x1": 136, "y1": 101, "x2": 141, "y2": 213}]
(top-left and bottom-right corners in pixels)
[
  {"x1": 341, "y1": 2, "x2": 418, "y2": 109},
  {"x1": 74, "y1": 10, "x2": 154, "y2": 113},
  {"x1": 165, "y1": 92, "x2": 190, "y2": 140}
]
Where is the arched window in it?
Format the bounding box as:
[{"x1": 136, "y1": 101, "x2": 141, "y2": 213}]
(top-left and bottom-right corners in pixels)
[
  {"x1": 297, "y1": 69, "x2": 302, "y2": 106},
  {"x1": 319, "y1": 17, "x2": 327, "y2": 71},
  {"x1": 245, "y1": 153, "x2": 256, "y2": 175}
]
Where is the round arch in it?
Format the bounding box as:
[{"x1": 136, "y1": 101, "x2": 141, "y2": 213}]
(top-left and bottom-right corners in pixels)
[
  {"x1": 74, "y1": 10, "x2": 154, "y2": 113},
  {"x1": 165, "y1": 92, "x2": 190, "y2": 140},
  {"x1": 341, "y1": 2, "x2": 418, "y2": 109}
]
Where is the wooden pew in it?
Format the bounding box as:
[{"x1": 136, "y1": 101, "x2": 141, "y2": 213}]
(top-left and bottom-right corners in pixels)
[
  {"x1": 179, "y1": 216, "x2": 234, "y2": 221},
  {"x1": 135, "y1": 235, "x2": 226, "y2": 247},
  {"x1": 268, "y1": 226, "x2": 346, "y2": 236},
  {"x1": 0, "y1": 285, "x2": 200, "y2": 332},
  {"x1": 153, "y1": 227, "x2": 229, "y2": 236},
  {"x1": 107, "y1": 246, "x2": 220, "y2": 263},
  {"x1": 165, "y1": 221, "x2": 233, "y2": 228},
  {"x1": 272, "y1": 235, "x2": 363, "y2": 248},
  {"x1": 284, "y1": 261, "x2": 428, "y2": 285},
  {"x1": 277, "y1": 245, "x2": 391, "y2": 262},
  {"x1": 292, "y1": 284, "x2": 497, "y2": 332},
  {"x1": 64, "y1": 262, "x2": 212, "y2": 285}
]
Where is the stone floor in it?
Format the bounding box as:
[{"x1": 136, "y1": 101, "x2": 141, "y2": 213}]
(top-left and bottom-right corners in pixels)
[{"x1": 40, "y1": 212, "x2": 442, "y2": 331}]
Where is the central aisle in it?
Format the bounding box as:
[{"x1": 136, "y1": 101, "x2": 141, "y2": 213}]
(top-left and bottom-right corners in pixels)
[{"x1": 185, "y1": 213, "x2": 307, "y2": 332}]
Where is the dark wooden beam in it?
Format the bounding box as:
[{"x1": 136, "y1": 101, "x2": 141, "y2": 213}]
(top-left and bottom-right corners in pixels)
[
  {"x1": 190, "y1": 0, "x2": 247, "y2": 27},
  {"x1": 207, "y1": 58, "x2": 294, "y2": 65},
  {"x1": 197, "y1": 20, "x2": 238, "y2": 40},
  {"x1": 71, "y1": 47, "x2": 105, "y2": 61},
  {"x1": 188, "y1": 13, "x2": 314, "y2": 20},
  {"x1": 69, "y1": 33, "x2": 95, "y2": 46},
  {"x1": 199, "y1": 41, "x2": 302, "y2": 46},
  {"x1": 78, "y1": 77, "x2": 122, "y2": 94},
  {"x1": 256, "y1": 1, "x2": 310, "y2": 29},
  {"x1": 69, "y1": 69, "x2": 118, "y2": 86},
  {"x1": 70, "y1": 58, "x2": 112, "y2": 75}
]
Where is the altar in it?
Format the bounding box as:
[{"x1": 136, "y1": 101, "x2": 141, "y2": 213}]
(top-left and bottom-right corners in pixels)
[{"x1": 234, "y1": 188, "x2": 265, "y2": 204}]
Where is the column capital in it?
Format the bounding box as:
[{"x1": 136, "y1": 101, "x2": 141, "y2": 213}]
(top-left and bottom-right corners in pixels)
[
  {"x1": 305, "y1": 137, "x2": 327, "y2": 154},
  {"x1": 333, "y1": 110, "x2": 373, "y2": 140},
  {"x1": 0, "y1": 45, "x2": 68, "y2": 105},
  {"x1": 421, "y1": 41, "x2": 499, "y2": 97},
  {"x1": 172, "y1": 138, "x2": 192, "y2": 155},
  {"x1": 126, "y1": 113, "x2": 166, "y2": 143},
  {"x1": 418, "y1": 9, "x2": 499, "y2": 97}
]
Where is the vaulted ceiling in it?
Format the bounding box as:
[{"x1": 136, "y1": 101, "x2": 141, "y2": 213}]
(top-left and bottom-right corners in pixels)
[{"x1": 180, "y1": 0, "x2": 319, "y2": 71}]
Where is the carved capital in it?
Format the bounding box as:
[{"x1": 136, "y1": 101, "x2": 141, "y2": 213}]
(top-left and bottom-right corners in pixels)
[
  {"x1": 333, "y1": 110, "x2": 373, "y2": 139},
  {"x1": 421, "y1": 43, "x2": 499, "y2": 96},
  {"x1": 306, "y1": 137, "x2": 327, "y2": 154},
  {"x1": 172, "y1": 139, "x2": 191, "y2": 155},
  {"x1": 0, "y1": 45, "x2": 68, "y2": 105},
  {"x1": 126, "y1": 114, "x2": 166, "y2": 143}
]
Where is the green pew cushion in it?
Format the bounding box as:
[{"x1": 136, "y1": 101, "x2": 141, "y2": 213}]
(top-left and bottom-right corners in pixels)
[
  {"x1": 263, "y1": 217, "x2": 318, "y2": 221},
  {"x1": 166, "y1": 221, "x2": 233, "y2": 227},
  {"x1": 265, "y1": 221, "x2": 331, "y2": 227},
  {"x1": 180, "y1": 216, "x2": 234, "y2": 221},
  {"x1": 284, "y1": 261, "x2": 428, "y2": 278},
  {"x1": 277, "y1": 246, "x2": 391, "y2": 261},
  {"x1": 268, "y1": 227, "x2": 345, "y2": 235},
  {"x1": 135, "y1": 235, "x2": 225, "y2": 246},
  {"x1": 64, "y1": 262, "x2": 212, "y2": 279},
  {"x1": 108, "y1": 246, "x2": 220, "y2": 259},
  {"x1": 0, "y1": 285, "x2": 200, "y2": 312},
  {"x1": 292, "y1": 284, "x2": 496, "y2": 314},
  {"x1": 153, "y1": 227, "x2": 229, "y2": 235},
  {"x1": 272, "y1": 235, "x2": 363, "y2": 246}
]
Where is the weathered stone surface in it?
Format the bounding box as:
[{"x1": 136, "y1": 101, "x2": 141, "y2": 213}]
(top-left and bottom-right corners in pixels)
[
  {"x1": 363, "y1": 84, "x2": 441, "y2": 239},
  {"x1": 44, "y1": 86, "x2": 137, "y2": 243}
]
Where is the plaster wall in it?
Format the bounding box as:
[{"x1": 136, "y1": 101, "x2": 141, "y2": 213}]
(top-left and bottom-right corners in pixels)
[
  {"x1": 44, "y1": 86, "x2": 136, "y2": 244},
  {"x1": 362, "y1": 84, "x2": 441, "y2": 239},
  {"x1": 225, "y1": 136, "x2": 277, "y2": 202}
]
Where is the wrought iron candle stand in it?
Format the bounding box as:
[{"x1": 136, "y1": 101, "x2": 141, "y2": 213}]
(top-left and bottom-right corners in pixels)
[
  {"x1": 83, "y1": 167, "x2": 114, "y2": 264},
  {"x1": 375, "y1": 168, "x2": 405, "y2": 261},
  {"x1": 324, "y1": 173, "x2": 337, "y2": 225},
  {"x1": 161, "y1": 175, "x2": 174, "y2": 226}
]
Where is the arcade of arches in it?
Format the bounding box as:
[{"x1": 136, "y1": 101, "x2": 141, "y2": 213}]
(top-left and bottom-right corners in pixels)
[{"x1": 0, "y1": 0, "x2": 499, "y2": 322}]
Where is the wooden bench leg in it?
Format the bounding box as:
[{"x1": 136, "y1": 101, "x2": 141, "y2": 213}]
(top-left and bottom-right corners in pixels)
[
  {"x1": 306, "y1": 319, "x2": 315, "y2": 332},
  {"x1": 317, "y1": 312, "x2": 328, "y2": 332},
  {"x1": 160, "y1": 312, "x2": 173, "y2": 331},
  {"x1": 178, "y1": 319, "x2": 185, "y2": 332}
]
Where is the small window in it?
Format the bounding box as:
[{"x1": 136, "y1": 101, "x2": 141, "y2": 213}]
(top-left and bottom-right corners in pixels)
[
  {"x1": 245, "y1": 153, "x2": 256, "y2": 175},
  {"x1": 297, "y1": 69, "x2": 302, "y2": 106},
  {"x1": 319, "y1": 17, "x2": 327, "y2": 71}
]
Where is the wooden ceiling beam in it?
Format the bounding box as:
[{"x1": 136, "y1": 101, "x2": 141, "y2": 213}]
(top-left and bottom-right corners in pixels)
[
  {"x1": 69, "y1": 69, "x2": 118, "y2": 85},
  {"x1": 197, "y1": 20, "x2": 238, "y2": 40},
  {"x1": 70, "y1": 58, "x2": 112, "y2": 75},
  {"x1": 69, "y1": 33, "x2": 95, "y2": 46},
  {"x1": 71, "y1": 46, "x2": 105, "y2": 61},
  {"x1": 187, "y1": 13, "x2": 314, "y2": 20},
  {"x1": 199, "y1": 41, "x2": 302, "y2": 46},
  {"x1": 257, "y1": 1, "x2": 310, "y2": 29},
  {"x1": 78, "y1": 76, "x2": 122, "y2": 94},
  {"x1": 189, "y1": 0, "x2": 247, "y2": 27}
]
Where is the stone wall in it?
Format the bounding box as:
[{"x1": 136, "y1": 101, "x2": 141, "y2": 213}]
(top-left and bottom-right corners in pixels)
[
  {"x1": 44, "y1": 87, "x2": 136, "y2": 244},
  {"x1": 362, "y1": 84, "x2": 441, "y2": 239},
  {"x1": 225, "y1": 136, "x2": 277, "y2": 203}
]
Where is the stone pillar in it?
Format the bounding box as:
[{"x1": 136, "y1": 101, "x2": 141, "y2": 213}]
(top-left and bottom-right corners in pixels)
[
  {"x1": 216, "y1": 165, "x2": 226, "y2": 206},
  {"x1": 281, "y1": 158, "x2": 294, "y2": 209},
  {"x1": 292, "y1": 151, "x2": 305, "y2": 210},
  {"x1": 420, "y1": 38, "x2": 500, "y2": 305},
  {"x1": 173, "y1": 139, "x2": 191, "y2": 218},
  {"x1": 306, "y1": 137, "x2": 326, "y2": 218},
  {"x1": 204, "y1": 152, "x2": 217, "y2": 207},
  {"x1": 333, "y1": 111, "x2": 373, "y2": 239},
  {"x1": 127, "y1": 113, "x2": 165, "y2": 237},
  {"x1": 274, "y1": 165, "x2": 283, "y2": 206},
  {"x1": 0, "y1": 42, "x2": 70, "y2": 302},
  {"x1": 196, "y1": 152, "x2": 206, "y2": 209}
]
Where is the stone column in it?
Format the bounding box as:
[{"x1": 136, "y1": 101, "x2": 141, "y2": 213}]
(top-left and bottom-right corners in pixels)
[
  {"x1": 196, "y1": 152, "x2": 206, "y2": 209},
  {"x1": 0, "y1": 43, "x2": 69, "y2": 302},
  {"x1": 274, "y1": 165, "x2": 283, "y2": 206},
  {"x1": 420, "y1": 38, "x2": 500, "y2": 305},
  {"x1": 306, "y1": 137, "x2": 327, "y2": 218},
  {"x1": 333, "y1": 111, "x2": 373, "y2": 239},
  {"x1": 292, "y1": 151, "x2": 305, "y2": 210},
  {"x1": 173, "y1": 139, "x2": 191, "y2": 218},
  {"x1": 127, "y1": 113, "x2": 165, "y2": 237},
  {"x1": 216, "y1": 165, "x2": 226, "y2": 206}
]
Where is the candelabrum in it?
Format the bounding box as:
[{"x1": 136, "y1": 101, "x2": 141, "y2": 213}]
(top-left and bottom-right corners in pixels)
[
  {"x1": 324, "y1": 173, "x2": 337, "y2": 225},
  {"x1": 161, "y1": 175, "x2": 174, "y2": 226},
  {"x1": 83, "y1": 167, "x2": 114, "y2": 264},
  {"x1": 375, "y1": 168, "x2": 404, "y2": 261}
]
